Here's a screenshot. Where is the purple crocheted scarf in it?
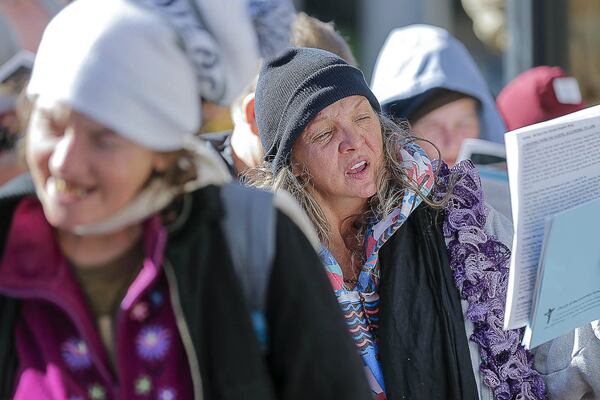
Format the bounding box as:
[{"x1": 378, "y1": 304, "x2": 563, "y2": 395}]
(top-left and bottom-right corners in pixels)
[{"x1": 434, "y1": 161, "x2": 546, "y2": 400}]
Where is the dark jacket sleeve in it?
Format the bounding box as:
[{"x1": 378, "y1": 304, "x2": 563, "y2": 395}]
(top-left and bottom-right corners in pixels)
[
  {"x1": 265, "y1": 211, "x2": 371, "y2": 400},
  {"x1": 0, "y1": 295, "x2": 19, "y2": 400}
]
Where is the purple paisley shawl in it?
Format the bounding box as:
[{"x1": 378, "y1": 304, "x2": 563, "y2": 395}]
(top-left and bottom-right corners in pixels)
[{"x1": 435, "y1": 160, "x2": 546, "y2": 400}]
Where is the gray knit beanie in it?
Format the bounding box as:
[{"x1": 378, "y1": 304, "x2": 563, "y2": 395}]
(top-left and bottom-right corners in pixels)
[{"x1": 255, "y1": 47, "x2": 380, "y2": 174}]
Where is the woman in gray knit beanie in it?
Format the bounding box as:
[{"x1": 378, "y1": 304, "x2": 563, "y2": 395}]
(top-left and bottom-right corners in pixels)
[{"x1": 250, "y1": 46, "x2": 549, "y2": 400}]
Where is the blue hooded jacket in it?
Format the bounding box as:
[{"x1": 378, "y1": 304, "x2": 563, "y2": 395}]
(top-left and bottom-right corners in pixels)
[{"x1": 370, "y1": 24, "x2": 506, "y2": 144}]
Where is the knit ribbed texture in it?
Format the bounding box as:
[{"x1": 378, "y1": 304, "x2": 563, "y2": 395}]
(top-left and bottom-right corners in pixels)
[{"x1": 255, "y1": 47, "x2": 380, "y2": 174}]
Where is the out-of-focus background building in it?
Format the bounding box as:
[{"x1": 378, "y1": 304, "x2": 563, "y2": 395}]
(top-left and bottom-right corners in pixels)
[{"x1": 294, "y1": 0, "x2": 600, "y2": 105}]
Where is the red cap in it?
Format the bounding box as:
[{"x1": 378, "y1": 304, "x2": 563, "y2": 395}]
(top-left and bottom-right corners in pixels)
[{"x1": 497, "y1": 66, "x2": 586, "y2": 131}]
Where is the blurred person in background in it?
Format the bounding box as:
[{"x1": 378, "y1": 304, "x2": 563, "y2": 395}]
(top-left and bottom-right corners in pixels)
[
  {"x1": 371, "y1": 24, "x2": 506, "y2": 166},
  {"x1": 249, "y1": 46, "x2": 548, "y2": 400},
  {"x1": 497, "y1": 66, "x2": 586, "y2": 131},
  {"x1": 207, "y1": 11, "x2": 357, "y2": 179},
  {"x1": 0, "y1": 1, "x2": 372, "y2": 399},
  {"x1": 0, "y1": 0, "x2": 63, "y2": 57},
  {"x1": 0, "y1": 106, "x2": 24, "y2": 184},
  {"x1": 0, "y1": 0, "x2": 63, "y2": 185},
  {"x1": 290, "y1": 11, "x2": 357, "y2": 67}
]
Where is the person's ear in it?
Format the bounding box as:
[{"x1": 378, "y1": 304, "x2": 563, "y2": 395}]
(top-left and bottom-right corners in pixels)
[
  {"x1": 290, "y1": 157, "x2": 302, "y2": 178},
  {"x1": 242, "y1": 93, "x2": 258, "y2": 136}
]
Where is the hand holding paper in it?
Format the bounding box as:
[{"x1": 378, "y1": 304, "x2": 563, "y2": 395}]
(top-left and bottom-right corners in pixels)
[{"x1": 503, "y1": 104, "x2": 600, "y2": 348}]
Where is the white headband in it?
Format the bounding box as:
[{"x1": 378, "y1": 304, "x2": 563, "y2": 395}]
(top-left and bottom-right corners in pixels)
[
  {"x1": 27, "y1": 0, "x2": 294, "y2": 151},
  {"x1": 28, "y1": 0, "x2": 199, "y2": 151},
  {"x1": 26, "y1": 0, "x2": 293, "y2": 235}
]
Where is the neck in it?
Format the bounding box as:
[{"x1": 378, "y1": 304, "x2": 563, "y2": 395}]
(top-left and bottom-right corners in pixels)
[
  {"x1": 318, "y1": 193, "x2": 367, "y2": 251},
  {"x1": 317, "y1": 195, "x2": 367, "y2": 283},
  {"x1": 230, "y1": 123, "x2": 261, "y2": 174},
  {"x1": 57, "y1": 223, "x2": 144, "y2": 269},
  {"x1": 324, "y1": 195, "x2": 367, "y2": 230}
]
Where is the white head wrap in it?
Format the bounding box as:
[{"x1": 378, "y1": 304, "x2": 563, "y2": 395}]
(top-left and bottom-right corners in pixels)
[
  {"x1": 28, "y1": 0, "x2": 200, "y2": 151},
  {"x1": 26, "y1": 0, "x2": 294, "y2": 234},
  {"x1": 27, "y1": 0, "x2": 294, "y2": 151}
]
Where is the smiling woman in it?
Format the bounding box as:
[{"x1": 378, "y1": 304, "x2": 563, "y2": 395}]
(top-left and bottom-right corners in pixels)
[
  {"x1": 0, "y1": 1, "x2": 373, "y2": 400},
  {"x1": 249, "y1": 47, "x2": 548, "y2": 400},
  {"x1": 25, "y1": 104, "x2": 177, "y2": 267},
  {"x1": 28, "y1": 105, "x2": 164, "y2": 229}
]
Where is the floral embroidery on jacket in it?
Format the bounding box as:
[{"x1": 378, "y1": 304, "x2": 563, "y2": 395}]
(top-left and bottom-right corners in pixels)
[
  {"x1": 150, "y1": 290, "x2": 165, "y2": 307},
  {"x1": 136, "y1": 325, "x2": 172, "y2": 361},
  {"x1": 88, "y1": 383, "x2": 107, "y2": 400},
  {"x1": 157, "y1": 387, "x2": 177, "y2": 400},
  {"x1": 61, "y1": 337, "x2": 92, "y2": 371},
  {"x1": 134, "y1": 375, "x2": 152, "y2": 395}
]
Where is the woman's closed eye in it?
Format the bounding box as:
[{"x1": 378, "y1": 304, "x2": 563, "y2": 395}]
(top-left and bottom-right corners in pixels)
[
  {"x1": 311, "y1": 129, "x2": 333, "y2": 144},
  {"x1": 354, "y1": 114, "x2": 371, "y2": 123},
  {"x1": 92, "y1": 130, "x2": 121, "y2": 150}
]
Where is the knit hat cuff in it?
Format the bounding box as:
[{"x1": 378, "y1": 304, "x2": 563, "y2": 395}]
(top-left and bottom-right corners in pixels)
[{"x1": 268, "y1": 63, "x2": 380, "y2": 173}]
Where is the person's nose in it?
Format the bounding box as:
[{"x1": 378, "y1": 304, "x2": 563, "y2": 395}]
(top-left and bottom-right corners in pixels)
[
  {"x1": 435, "y1": 125, "x2": 459, "y2": 156},
  {"x1": 338, "y1": 126, "x2": 365, "y2": 154},
  {"x1": 439, "y1": 125, "x2": 464, "y2": 164},
  {"x1": 48, "y1": 129, "x2": 87, "y2": 179}
]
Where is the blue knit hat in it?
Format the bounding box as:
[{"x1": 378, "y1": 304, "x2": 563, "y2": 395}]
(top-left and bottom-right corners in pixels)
[{"x1": 255, "y1": 47, "x2": 381, "y2": 174}]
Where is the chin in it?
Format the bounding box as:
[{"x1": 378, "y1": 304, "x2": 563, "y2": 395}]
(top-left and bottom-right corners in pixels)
[
  {"x1": 366, "y1": 181, "x2": 379, "y2": 196},
  {"x1": 357, "y1": 186, "x2": 377, "y2": 199},
  {"x1": 45, "y1": 213, "x2": 80, "y2": 231},
  {"x1": 42, "y1": 206, "x2": 93, "y2": 231}
]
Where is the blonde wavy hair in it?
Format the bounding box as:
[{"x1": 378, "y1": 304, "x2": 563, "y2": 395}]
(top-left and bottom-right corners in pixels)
[{"x1": 246, "y1": 113, "x2": 449, "y2": 246}]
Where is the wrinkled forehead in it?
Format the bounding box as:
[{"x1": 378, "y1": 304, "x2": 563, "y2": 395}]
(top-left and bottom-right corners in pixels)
[{"x1": 309, "y1": 95, "x2": 374, "y2": 125}]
